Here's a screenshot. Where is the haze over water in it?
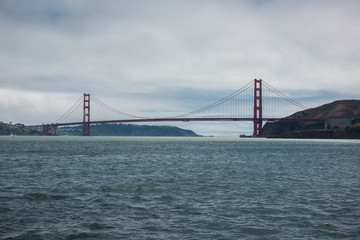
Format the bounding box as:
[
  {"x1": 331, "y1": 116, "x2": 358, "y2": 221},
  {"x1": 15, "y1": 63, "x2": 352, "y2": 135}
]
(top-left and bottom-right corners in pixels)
[{"x1": 1, "y1": 136, "x2": 359, "y2": 239}]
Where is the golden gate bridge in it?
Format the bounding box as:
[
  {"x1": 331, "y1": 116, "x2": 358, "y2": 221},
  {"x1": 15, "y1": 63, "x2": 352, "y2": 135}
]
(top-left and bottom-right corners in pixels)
[{"x1": 28, "y1": 79, "x2": 324, "y2": 136}]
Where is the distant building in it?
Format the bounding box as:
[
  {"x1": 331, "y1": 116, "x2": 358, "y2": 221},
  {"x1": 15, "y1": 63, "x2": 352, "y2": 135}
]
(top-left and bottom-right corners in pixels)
[{"x1": 325, "y1": 118, "x2": 352, "y2": 129}]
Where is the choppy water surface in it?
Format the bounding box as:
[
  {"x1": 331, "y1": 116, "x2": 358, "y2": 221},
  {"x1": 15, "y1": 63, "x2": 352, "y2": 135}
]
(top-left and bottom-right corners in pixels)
[{"x1": 1, "y1": 136, "x2": 359, "y2": 239}]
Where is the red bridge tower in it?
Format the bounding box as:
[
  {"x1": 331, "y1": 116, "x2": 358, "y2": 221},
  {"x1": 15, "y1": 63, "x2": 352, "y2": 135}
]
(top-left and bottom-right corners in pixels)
[
  {"x1": 83, "y1": 93, "x2": 90, "y2": 136},
  {"x1": 253, "y1": 79, "x2": 263, "y2": 136}
]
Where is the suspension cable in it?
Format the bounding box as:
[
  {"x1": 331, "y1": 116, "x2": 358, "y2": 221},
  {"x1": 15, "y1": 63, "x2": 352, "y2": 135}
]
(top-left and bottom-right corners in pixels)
[
  {"x1": 262, "y1": 81, "x2": 307, "y2": 110},
  {"x1": 91, "y1": 95, "x2": 146, "y2": 119},
  {"x1": 53, "y1": 79, "x2": 307, "y2": 124},
  {"x1": 171, "y1": 80, "x2": 253, "y2": 118},
  {"x1": 54, "y1": 95, "x2": 83, "y2": 123}
]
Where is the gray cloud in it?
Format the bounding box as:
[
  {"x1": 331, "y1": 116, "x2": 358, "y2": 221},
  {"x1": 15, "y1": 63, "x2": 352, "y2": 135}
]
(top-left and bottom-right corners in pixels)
[{"x1": 0, "y1": 0, "x2": 359, "y2": 135}]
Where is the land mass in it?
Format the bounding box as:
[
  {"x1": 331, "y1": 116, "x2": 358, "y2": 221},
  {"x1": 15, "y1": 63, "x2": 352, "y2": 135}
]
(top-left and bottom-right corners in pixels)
[
  {"x1": 0, "y1": 122, "x2": 40, "y2": 136},
  {"x1": 59, "y1": 123, "x2": 199, "y2": 136},
  {"x1": 260, "y1": 100, "x2": 360, "y2": 139},
  {"x1": 0, "y1": 122, "x2": 199, "y2": 137}
]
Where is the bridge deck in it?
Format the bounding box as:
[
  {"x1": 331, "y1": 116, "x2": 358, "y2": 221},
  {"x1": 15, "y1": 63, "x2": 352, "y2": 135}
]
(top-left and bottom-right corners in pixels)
[{"x1": 28, "y1": 117, "x2": 325, "y2": 128}]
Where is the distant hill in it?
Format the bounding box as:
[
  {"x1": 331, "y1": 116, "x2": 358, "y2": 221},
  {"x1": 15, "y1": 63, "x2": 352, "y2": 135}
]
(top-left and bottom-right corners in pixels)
[
  {"x1": 59, "y1": 123, "x2": 200, "y2": 137},
  {"x1": 285, "y1": 100, "x2": 360, "y2": 119},
  {"x1": 260, "y1": 100, "x2": 360, "y2": 139},
  {"x1": 0, "y1": 122, "x2": 40, "y2": 136}
]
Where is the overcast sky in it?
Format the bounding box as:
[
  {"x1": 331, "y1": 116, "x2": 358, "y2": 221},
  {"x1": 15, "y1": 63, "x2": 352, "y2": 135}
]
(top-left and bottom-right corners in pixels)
[{"x1": 1, "y1": 0, "x2": 359, "y2": 135}]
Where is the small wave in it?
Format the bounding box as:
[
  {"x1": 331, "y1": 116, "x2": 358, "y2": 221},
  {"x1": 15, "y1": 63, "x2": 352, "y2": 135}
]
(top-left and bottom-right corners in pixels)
[
  {"x1": 25, "y1": 192, "x2": 68, "y2": 200},
  {"x1": 66, "y1": 232, "x2": 111, "y2": 240},
  {"x1": 88, "y1": 222, "x2": 114, "y2": 230},
  {"x1": 0, "y1": 206, "x2": 11, "y2": 213},
  {"x1": 241, "y1": 226, "x2": 281, "y2": 236}
]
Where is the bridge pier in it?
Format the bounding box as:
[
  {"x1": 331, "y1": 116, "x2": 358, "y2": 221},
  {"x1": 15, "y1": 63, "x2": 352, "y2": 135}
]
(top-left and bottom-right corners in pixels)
[{"x1": 42, "y1": 124, "x2": 58, "y2": 136}]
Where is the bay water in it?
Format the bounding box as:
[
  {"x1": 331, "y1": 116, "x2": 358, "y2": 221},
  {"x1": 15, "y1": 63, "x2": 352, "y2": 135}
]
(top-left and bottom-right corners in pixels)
[{"x1": 1, "y1": 136, "x2": 359, "y2": 239}]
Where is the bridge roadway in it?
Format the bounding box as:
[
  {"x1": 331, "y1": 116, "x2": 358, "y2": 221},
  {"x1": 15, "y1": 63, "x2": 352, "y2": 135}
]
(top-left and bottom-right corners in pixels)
[{"x1": 30, "y1": 117, "x2": 325, "y2": 128}]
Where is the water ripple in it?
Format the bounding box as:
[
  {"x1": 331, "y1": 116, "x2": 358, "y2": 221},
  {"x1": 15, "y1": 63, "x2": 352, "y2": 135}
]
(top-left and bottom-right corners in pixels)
[{"x1": 1, "y1": 137, "x2": 359, "y2": 239}]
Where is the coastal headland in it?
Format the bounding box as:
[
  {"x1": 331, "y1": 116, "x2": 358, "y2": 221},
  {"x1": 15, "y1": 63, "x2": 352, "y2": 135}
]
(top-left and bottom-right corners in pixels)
[{"x1": 260, "y1": 100, "x2": 360, "y2": 139}]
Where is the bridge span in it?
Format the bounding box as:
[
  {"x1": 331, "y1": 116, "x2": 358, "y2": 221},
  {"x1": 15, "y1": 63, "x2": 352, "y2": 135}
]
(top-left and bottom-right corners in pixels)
[{"x1": 27, "y1": 79, "x2": 325, "y2": 136}]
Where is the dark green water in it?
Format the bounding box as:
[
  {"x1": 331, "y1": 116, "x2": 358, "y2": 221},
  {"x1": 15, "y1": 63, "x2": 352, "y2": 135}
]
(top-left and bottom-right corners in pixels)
[{"x1": 1, "y1": 136, "x2": 359, "y2": 239}]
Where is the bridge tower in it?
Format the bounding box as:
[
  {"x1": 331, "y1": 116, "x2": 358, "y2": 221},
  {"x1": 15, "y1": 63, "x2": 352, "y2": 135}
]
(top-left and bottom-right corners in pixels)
[
  {"x1": 83, "y1": 93, "x2": 90, "y2": 136},
  {"x1": 253, "y1": 79, "x2": 262, "y2": 136}
]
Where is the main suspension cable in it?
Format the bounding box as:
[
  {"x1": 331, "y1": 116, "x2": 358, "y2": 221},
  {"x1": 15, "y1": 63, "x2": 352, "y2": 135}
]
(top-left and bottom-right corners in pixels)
[
  {"x1": 91, "y1": 95, "x2": 146, "y2": 119},
  {"x1": 171, "y1": 80, "x2": 253, "y2": 118},
  {"x1": 54, "y1": 95, "x2": 83, "y2": 123},
  {"x1": 262, "y1": 81, "x2": 307, "y2": 110}
]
